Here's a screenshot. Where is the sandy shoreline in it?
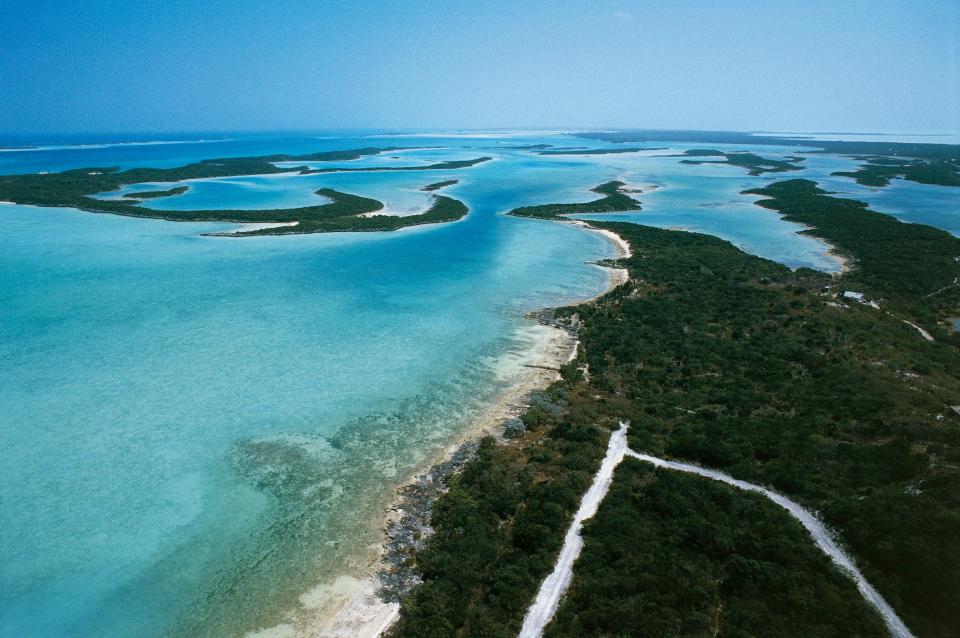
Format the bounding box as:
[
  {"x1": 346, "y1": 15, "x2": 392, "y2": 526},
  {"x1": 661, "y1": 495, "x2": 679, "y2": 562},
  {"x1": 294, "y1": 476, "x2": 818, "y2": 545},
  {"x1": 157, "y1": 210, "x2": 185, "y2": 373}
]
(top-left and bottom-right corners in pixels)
[
  {"x1": 568, "y1": 220, "x2": 632, "y2": 291},
  {"x1": 294, "y1": 223, "x2": 632, "y2": 638}
]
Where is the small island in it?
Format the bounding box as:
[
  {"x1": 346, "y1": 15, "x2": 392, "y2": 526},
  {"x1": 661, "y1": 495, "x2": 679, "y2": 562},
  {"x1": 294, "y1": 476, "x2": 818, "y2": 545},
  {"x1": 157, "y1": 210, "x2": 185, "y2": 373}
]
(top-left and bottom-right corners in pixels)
[
  {"x1": 301, "y1": 156, "x2": 491, "y2": 174},
  {"x1": 537, "y1": 147, "x2": 666, "y2": 155},
  {"x1": 122, "y1": 185, "x2": 190, "y2": 199},
  {"x1": 503, "y1": 143, "x2": 553, "y2": 150},
  {"x1": 420, "y1": 179, "x2": 459, "y2": 192},
  {"x1": 227, "y1": 193, "x2": 468, "y2": 236},
  {"x1": 677, "y1": 148, "x2": 805, "y2": 175},
  {"x1": 508, "y1": 180, "x2": 641, "y2": 219}
]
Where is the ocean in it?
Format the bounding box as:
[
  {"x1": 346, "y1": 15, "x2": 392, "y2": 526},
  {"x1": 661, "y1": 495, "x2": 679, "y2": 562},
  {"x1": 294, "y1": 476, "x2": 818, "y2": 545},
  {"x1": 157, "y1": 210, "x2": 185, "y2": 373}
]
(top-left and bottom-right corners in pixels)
[{"x1": 1, "y1": 131, "x2": 954, "y2": 636}]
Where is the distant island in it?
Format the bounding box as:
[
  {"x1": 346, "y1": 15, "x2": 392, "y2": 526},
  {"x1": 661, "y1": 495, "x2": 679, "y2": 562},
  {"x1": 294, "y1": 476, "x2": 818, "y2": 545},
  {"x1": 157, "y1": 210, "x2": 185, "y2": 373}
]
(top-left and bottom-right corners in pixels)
[
  {"x1": 0, "y1": 148, "x2": 487, "y2": 234},
  {"x1": 676, "y1": 148, "x2": 805, "y2": 175},
  {"x1": 537, "y1": 147, "x2": 666, "y2": 155},
  {"x1": 579, "y1": 130, "x2": 960, "y2": 186}
]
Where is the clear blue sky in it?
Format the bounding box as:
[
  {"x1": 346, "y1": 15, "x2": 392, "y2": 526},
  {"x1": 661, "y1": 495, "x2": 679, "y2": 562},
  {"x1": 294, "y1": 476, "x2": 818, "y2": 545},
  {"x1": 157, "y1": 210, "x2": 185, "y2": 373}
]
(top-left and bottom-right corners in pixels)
[{"x1": 1, "y1": 0, "x2": 957, "y2": 134}]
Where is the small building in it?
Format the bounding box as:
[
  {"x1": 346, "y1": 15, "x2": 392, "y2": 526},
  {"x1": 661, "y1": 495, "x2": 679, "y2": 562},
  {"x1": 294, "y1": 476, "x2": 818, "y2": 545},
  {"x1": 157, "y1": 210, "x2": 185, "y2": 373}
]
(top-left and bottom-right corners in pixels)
[{"x1": 842, "y1": 291, "x2": 864, "y2": 301}]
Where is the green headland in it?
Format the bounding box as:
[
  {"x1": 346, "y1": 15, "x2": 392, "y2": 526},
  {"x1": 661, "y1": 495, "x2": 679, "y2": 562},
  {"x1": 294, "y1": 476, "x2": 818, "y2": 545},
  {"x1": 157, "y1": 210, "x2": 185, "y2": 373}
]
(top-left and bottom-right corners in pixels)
[{"x1": 390, "y1": 180, "x2": 960, "y2": 638}]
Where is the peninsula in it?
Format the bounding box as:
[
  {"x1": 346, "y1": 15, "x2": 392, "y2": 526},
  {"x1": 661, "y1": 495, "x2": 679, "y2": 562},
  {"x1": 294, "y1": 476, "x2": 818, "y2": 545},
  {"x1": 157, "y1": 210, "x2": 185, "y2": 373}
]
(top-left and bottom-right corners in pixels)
[{"x1": 389, "y1": 181, "x2": 960, "y2": 638}]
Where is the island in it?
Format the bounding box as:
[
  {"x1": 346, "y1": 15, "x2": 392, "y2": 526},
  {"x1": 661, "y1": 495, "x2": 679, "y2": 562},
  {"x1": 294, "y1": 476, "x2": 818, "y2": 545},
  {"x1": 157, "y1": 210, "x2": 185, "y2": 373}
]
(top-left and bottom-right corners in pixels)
[
  {"x1": 122, "y1": 185, "x2": 190, "y2": 199},
  {"x1": 387, "y1": 181, "x2": 960, "y2": 638},
  {"x1": 677, "y1": 148, "x2": 805, "y2": 175},
  {"x1": 0, "y1": 148, "x2": 487, "y2": 234},
  {"x1": 831, "y1": 156, "x2": 960, "y2": 187},
  {"x1": 226, "y1": 194, "x2": 468, "y2": 236},
  {"x1": 420, "y1": 179, "x2": 459, "y2": 191},
  {"x1": 580, "y1": 130, "x2": 960, "y2": 186},
  {"x1": 301, "y1": 156, "x2": 491, "y2": 174},
  {"x1": 537, "y1": 147, "x2": 666, "y2": 155},
  {"x1": 507, "y1": 180, "x2": 640, "y2": 219},
  {"x1": 503, "y1": 143, "x2": 554, "y2": 150}
]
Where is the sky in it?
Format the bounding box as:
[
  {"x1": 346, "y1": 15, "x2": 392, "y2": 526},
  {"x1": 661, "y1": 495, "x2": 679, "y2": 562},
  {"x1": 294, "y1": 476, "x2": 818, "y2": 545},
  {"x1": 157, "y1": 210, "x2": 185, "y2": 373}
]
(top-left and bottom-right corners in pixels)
[{"x1": 0, "y1": 0, "x2": 957, "y2": 135}]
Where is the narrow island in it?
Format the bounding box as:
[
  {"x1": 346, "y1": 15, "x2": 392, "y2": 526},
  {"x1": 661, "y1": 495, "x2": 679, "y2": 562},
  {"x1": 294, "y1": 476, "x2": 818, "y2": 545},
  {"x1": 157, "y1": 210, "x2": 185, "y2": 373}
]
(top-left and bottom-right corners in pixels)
[
  {"x1": 226, "y1": 194, "x2": 468, "y2": 236},
  {"x1": 503, "y1": 143, "x2": 554, "y2": 150},
  {"x1": 301, "y1": 156, "x2": 491, "y2": 174},
  {"x1": 0, "y1": 148, "x2": 487, "y2": 235},
  {"x1": 537, "y1": 147, "x2": 666, "y2": 155},
  {"x1": 386, "y1": 181, "x2": 960, "y2": 638},
  {"x1": 507, "y1": 180, "x2": 640, "y2": 220},
  {"x1": 677, "y1": 148, "x2": 805, "y2": 175},
  {"x1": 420, "y1": 179, "x2": 459, "y2": 191},
  {"x1": 122, "y1": 185, "x2": 190, "y2": 199}
]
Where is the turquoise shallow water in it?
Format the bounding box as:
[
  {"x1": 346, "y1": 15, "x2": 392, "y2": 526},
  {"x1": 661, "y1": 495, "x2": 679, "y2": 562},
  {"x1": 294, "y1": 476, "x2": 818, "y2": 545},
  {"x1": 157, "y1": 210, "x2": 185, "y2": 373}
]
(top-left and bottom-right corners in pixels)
[{"x1": 1, "y1": 132, "x2": 955, "y2": 637}]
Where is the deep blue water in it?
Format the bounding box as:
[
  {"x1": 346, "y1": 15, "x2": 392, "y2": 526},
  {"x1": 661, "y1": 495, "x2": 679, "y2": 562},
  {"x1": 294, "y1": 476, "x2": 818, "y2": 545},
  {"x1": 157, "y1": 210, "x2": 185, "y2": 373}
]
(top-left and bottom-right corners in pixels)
[{"x1": 1, "y1": 132, "x2": 955, "y2": 637}]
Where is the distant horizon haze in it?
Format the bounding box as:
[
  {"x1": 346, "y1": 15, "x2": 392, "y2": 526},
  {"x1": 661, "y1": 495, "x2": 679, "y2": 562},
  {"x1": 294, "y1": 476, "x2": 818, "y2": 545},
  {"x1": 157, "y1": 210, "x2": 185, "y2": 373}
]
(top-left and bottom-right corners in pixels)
[{"x1": 1, "y1": 0, "x2": 957, "y2": 136}]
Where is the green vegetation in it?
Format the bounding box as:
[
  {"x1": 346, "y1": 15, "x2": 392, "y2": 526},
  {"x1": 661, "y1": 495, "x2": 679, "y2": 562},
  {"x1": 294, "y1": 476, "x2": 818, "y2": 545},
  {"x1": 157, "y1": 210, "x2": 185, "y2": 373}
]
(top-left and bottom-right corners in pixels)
[
  {"x1": 122, "y1": 185, "x2": 189, "y2": 199},
  {"x1": 0, "y1": 148, "x2": 485, "y2": 234},
  {"x1": 537, "y1": 147, "x2": 665, "y2": 155},
  {"x1": 233, "y1": 194, "x2": 468, "y2": 235},
  {"x1": 833, "y1": 157, "x2": 960, "y2": 187},
  {"x1": 267, "y1": 147, "x2": 403, "y2": 162},
  {"x1": 394, "y1": 183, "x2": 960, "y2": 637},
  {"x1": 681, "y1": 148, "x2": 725, "y2": 157},
  {"x1": 580, "y1": 130, "x2": 960, "y2": 161},
  {"x1": 679, "y1": 149, "x2": 804, "y2": 175},
  {"x1": 507, "y1": 180, "x2": 640, "y2": 220},
  {"x1": 581, "y1": 131, "x2": 960, "y2": 186},
  {"x1": 546, "y1": 460, "x2": 887, "y2": 638},
  {"x1": 302, "y1": 156, "x2": 491, "y2": 174},
  {"x1": 421, "y1": 179, "x2": 459, "y2": 192},
  {"x1": 390, "y1": 384, "x2": 613, "y2": 637},
  {"x1": 571, "y1": 221, "x2": 960, "y2": 637},
  {"x1": 746, "y1": 179, "x2": 960, "y2": 333}
]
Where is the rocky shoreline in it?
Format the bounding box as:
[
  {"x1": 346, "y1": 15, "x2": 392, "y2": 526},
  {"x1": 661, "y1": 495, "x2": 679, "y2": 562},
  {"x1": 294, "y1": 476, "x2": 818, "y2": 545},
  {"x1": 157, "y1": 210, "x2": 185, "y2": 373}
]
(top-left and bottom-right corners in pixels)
[
  {"x1": 377, "y1": 439, "x2": 480, "y2": 601},
  {"x1": 375, "y1": 310, "x2": 582, "y2": 604}
]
